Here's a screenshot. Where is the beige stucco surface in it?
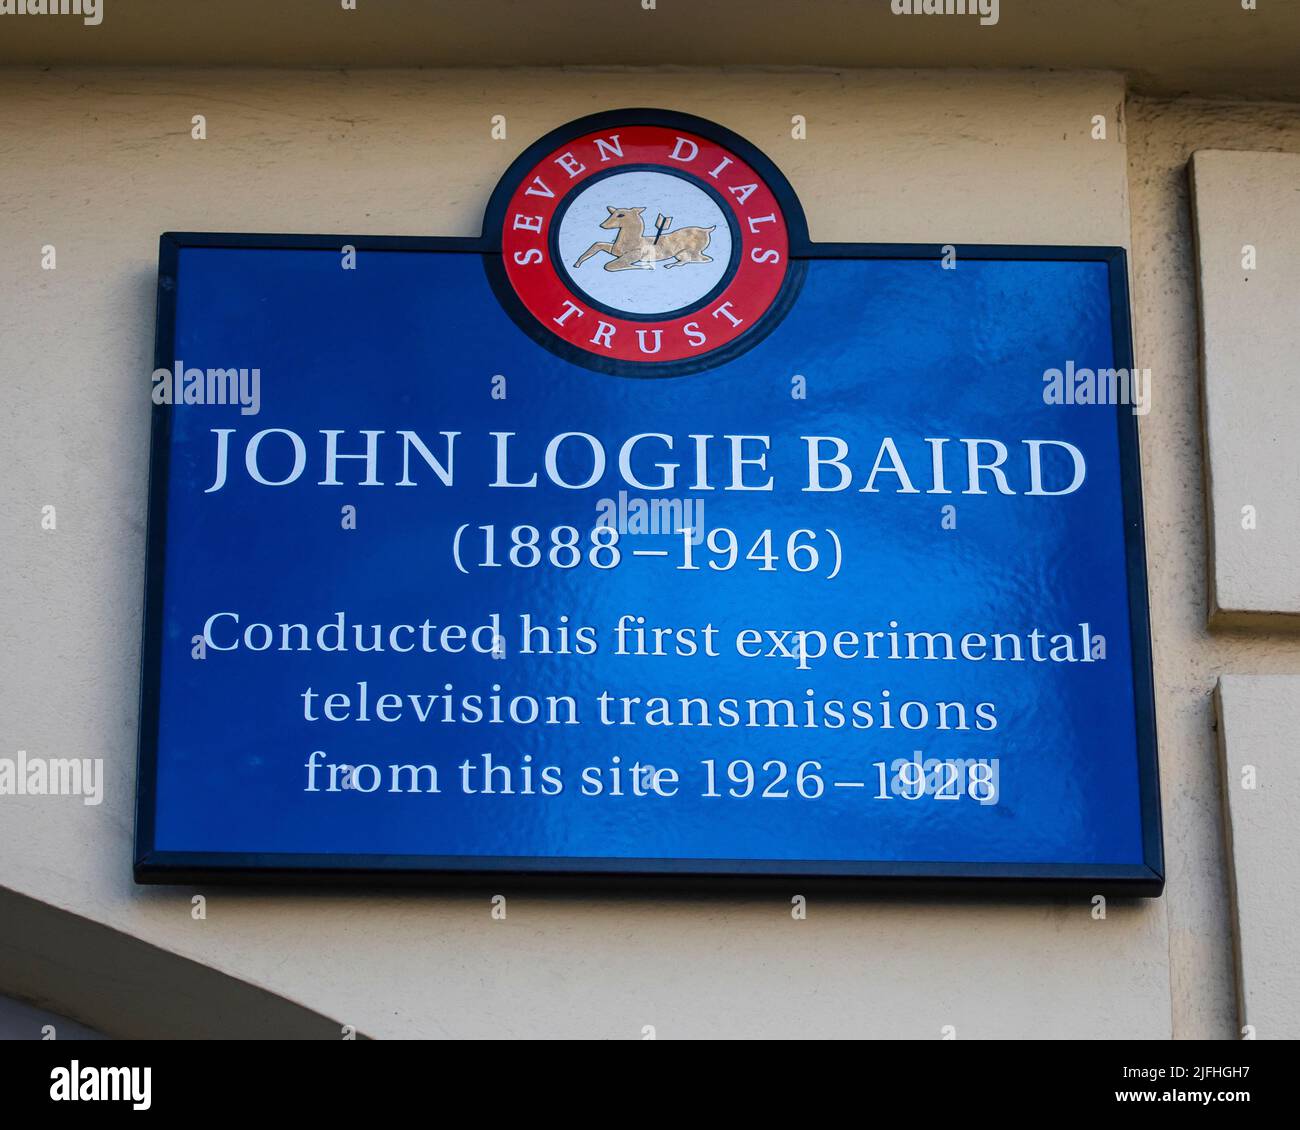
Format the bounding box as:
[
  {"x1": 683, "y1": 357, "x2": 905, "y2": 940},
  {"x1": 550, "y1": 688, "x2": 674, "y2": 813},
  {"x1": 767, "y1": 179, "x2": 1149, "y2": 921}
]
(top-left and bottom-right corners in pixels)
[
  {"x1": 1214, "y1": 676, "x2": 1300, "y2": 1040},
  {"x1": 0, "y1": 66, "x2": 1174, "y2": 1039},
  {"x1": 1190, "y1": 149, "x2": 1300, "y2": 626},
  {"x1": 0, "y1": 65, "x2": 1293, "y2": 1039},
  {"x1": 1125, "y1": 95, "x2": 1300, "y2": 1039}
]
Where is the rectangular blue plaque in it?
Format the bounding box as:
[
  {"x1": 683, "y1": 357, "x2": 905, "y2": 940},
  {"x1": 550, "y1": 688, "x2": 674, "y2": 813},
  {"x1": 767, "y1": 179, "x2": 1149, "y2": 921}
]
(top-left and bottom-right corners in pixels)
[{"x1": 135, "y1": 234, "x2": 1161, "y2": 894}]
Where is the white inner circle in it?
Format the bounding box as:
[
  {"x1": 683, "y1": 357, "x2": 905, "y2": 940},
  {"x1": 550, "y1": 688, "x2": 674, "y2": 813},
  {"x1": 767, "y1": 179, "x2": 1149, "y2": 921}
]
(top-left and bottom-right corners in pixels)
[{"x1": 557, "y1": 170, "x2": 733, "y2": 316}]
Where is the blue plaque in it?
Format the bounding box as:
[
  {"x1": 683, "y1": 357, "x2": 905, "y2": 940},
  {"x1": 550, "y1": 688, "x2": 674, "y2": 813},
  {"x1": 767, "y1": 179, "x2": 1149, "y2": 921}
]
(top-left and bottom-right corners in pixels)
[{"x1": 135, "y1": 111, "x2": 1161, "y2": 893}]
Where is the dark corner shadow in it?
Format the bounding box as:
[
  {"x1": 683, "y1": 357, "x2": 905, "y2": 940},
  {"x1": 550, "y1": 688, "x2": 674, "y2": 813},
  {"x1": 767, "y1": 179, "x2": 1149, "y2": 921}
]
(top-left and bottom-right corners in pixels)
[{"x1": 0, "y1": 885, "x2": 366, "y2": 1039}]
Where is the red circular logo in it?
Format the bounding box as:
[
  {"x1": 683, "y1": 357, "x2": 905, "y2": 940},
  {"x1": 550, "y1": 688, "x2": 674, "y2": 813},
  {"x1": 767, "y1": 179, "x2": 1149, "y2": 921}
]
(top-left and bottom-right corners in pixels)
[{"x1": 497, "y1": 122, "x2": 793, "y2": 375}]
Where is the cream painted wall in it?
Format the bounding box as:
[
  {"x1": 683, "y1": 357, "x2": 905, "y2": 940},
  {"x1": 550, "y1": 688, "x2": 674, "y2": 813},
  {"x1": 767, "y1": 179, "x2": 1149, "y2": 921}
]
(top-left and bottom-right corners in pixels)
[
  {"x1": 1125, "y1": 94, "x2": 1300, "y2": 1040},
  {"x1": 0, "y1": 65, "x2": 1189, "y2": 1039},
  {"x1": 1190, "y1": 149, "x2": 1300, "y2": 627},
  {"x1": 1214, "y1": 676, "x2": 1300, "y2": 1040}
]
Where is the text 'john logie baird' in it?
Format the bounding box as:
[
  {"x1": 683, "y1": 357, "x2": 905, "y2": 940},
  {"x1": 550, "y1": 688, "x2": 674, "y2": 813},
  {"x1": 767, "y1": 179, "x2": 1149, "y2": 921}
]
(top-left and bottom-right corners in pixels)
[{"x1": 202, "y1": 429, "x2": 1088, "y2": 497}]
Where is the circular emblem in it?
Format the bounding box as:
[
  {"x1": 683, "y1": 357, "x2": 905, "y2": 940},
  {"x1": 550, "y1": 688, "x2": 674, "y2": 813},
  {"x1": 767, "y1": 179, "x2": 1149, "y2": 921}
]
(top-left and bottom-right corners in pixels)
[{"x1": 486, "y1": 111, "x2": 806, "y2": 377}]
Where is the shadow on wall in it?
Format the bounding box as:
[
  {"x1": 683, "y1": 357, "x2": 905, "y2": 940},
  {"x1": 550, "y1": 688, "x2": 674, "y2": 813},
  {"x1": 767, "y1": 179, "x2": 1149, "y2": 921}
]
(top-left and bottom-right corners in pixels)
[{"x1": 0, "y1": 885, "x2": 362, "y2": 1039}]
